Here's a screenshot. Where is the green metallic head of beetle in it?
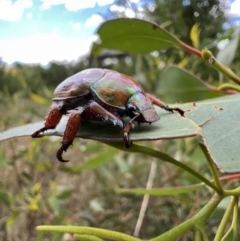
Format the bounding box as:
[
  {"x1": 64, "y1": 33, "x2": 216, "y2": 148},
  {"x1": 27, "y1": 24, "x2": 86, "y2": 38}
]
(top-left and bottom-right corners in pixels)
[{"x1": 126, "y1": 92, "x2": 160, "y2": 123}]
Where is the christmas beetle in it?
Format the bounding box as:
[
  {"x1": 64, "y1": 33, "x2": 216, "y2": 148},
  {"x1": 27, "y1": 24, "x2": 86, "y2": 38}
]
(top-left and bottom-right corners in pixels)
[{"x1": 32, "y1": 68, "x2": 184, "y2": 162}]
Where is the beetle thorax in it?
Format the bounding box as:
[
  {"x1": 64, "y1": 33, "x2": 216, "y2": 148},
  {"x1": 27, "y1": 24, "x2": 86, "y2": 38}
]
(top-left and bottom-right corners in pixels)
[{"x1": 127, "y1": 92, "x2": 159, "y2": 123}]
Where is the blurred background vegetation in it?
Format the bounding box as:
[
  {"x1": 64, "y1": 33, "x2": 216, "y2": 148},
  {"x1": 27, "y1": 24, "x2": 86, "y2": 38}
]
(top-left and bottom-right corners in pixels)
[{"x1": 1, "y1": 0, "x2": 240, "y2": 241}]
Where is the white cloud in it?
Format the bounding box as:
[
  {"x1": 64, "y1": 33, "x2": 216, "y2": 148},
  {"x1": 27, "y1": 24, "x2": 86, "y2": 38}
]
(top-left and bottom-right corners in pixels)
[
  {"x1": 0, "y1": 0, "x2": 32, "y2": 22},
  {"x1": 230, "y1": 0, "x2": 240, "y2": 15},
  {"x1": 109, "y1": 5, "x2": 135, "y2": 18},
  {"x1": 97, "y1": 0, "x2": 114, "y2": 6},
  {"x1": 40, "y1": 0, "x2": 66, "y2": 10},
  {"x1": 40, "y1": 0, "x2": 114, "y2": 11},
  {"x1": 85, "y1": 14, "x2": 104, "y2": 27},
  {"x1": 0, "y1": 33, "x2": 96, "y2": 65},
  {"x1": 26, "y1": 12, "x2": 32, "y2": 19},
  {"x1": 65, "y1": 1, "x2": 97, "y2": 11},
  {"x1": 73, "y1": 22, "x2": 82, "y2": 30}
]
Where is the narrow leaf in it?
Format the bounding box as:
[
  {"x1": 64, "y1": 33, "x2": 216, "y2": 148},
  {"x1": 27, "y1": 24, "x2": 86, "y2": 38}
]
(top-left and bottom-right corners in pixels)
[
  {"x1": 115, "y1": 183, "x2": 204, "y2": 196},
  {"x1": 30, "y1": 93, "x2": 49, "y2": 105},
  {"x1": 81, "y1": 148, "x2": 118, "y2": 169},
  {"x1": 190, "y1": 23, "x2": 201, "y2": 48},
  {"x1": 217, "y1": 26, "x2": 240, "y2": 66}
]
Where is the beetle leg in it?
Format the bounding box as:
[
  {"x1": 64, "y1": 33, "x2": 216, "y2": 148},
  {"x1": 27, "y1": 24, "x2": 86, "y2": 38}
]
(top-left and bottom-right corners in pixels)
[
  {"x1": 122, "y1": 113, "x2": 140, "y2": 148},
  {"x1": 32, "y1": 106, "x2": 63, "y2": 138},
  {"x1": 123, "y1": 132, "x2": 132, "y2": 148},
  {"x1": 146, "y1": 93, "x2": 184, "y2": 116},
  {"x1": 89, "y1": 101, "x2": 140, "y2": 148},
  {"x1": 57, "y1": 108, "x2": 83, "y2": 162},
  {"x1": 89, "y1": 101, "x2": 124, "y2": 128}
]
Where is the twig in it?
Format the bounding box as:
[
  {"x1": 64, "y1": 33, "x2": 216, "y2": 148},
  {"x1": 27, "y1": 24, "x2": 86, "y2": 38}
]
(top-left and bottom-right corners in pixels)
[{"x1": 133, "y1": 160, "x2": 157, "y2": 237}]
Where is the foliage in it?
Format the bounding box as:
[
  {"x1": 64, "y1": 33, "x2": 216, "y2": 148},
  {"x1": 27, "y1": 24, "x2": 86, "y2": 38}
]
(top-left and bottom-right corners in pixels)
[
  {"x1": 0, "y1": 60, "x2": 88, "y2": 96},
  {"x1": 1, "y1": 1, "x2": 240, "y2": 241}
]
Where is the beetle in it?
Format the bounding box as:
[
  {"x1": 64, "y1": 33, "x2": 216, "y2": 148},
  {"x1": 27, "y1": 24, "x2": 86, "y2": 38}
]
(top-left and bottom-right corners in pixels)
[{"x1": 32, "y1": 68, "x2": 184, "y2": 162}]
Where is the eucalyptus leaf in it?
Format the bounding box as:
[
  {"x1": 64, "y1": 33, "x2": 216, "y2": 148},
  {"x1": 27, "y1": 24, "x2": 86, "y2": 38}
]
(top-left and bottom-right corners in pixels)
[
  {"x1": 1, "y1": 94, "x2": 240, "y2": 173},
  {"x1": 0, "y1": 106, "x2": 197, "y2": 142},
  {"x1": 91, "y1": 18, "x2": 181, "y2": 57},
  {"x1": 186, "y1": 93, "x2": 240, "y2": 173},
  {"x1": 160, "y1": 66, "x2": 221, "y2": 102}
]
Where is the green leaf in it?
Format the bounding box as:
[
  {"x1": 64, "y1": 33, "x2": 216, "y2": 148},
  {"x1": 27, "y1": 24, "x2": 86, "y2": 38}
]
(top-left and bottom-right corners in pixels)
[
  {"x1": 91, "y1": 18, "x2": 181, "y2": 57},
  {"x1": 48, "y1": 196, "x2": 61, "y2": 215},
  {"x1": 2, "y1": 94, "x2": 240, "y2": 173},
  {"x1": 116, "y1": 183, "x2": 204, "y2": 196},
  {"x1": 7, "y1": 211, "x2": 20, "y2": 225},
  {"x1": 0, "y1": 191, "x2": 11, "y2": 206},
  {"x1": 186, "y1": 93, "x2": 240, "y2": 173},
  {"x1": 190, "y1": 23, "x2": 201, "y2": 48},
  {"x1": 29, "y1": 92, "x2": 49, "y2": 105},
  {"x1": 160, "y1": 66, "x2": 221, "y2": 102},
  {"x1": 81, "y1": 148, "x2": 118, "y2": 169},
  {"x1": 216, "y1": 26, "x2": 240, "y2": 67},
  {"x1": 57, "y1": 190, "x2": 73, "y2": 200},
  {"x1": 0, "y1": 106, "x2": 197, "y2": 143},
  {"x1": 0, "y1": 151, "x2": 7, "y2": 168},
  {"x1": 58, "y1": 165, "x2": 82, "y2": 174}
]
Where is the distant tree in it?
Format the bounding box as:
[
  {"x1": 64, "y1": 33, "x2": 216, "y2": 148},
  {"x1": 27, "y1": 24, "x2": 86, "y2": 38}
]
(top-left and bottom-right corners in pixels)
[
  {"x1": 143, "y1": 0, "x2": 227, "y2": 44},
  {"x1": 97, "y1": 0, "x2": 230, "y2": 87}
]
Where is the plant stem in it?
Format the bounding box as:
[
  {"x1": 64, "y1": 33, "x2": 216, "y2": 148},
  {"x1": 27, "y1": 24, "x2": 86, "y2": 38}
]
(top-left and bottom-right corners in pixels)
[
  {"x1": 199, "y1": 144, "x2": 223, "y2": 194},
  {"x1": 74, "y1": 234, "x2": 104, "y2": 241},
  {"x1": 232, "y1": 196, "x2": 239, "y2": 241},
  {"x1": 197, "y1": 227, "x2": 209, "y2": 241},
  {"x1": 217, "y1": 83, "x2": 240, "y2": 92},
  {"x1": 220, "y1": 196, "x2": 239, "y2": 241},
  {"x1": 194, "y1": 230, "x2": 202, "y2": 241},
  {"x1": 118, "y1": 143, "x2": 222, "y2": 194},
  {"x1": 134, "y1": 160, "x2": 157, "y2": 237},
  {"x1": 149, "y1": 194, "x2": 222, "y2": 241},
  {"x1": 201, "y1": 49, "x2": 240, "y2": 85},
  {"x1": 213, "y1": 197, "x2": 235, "y2": 241},
  {"x1": 36, "y1": 226, "x2": 142, "y2": 241},
  {"x1": 224, "y1": 186, "x2": 240, "y2": 196},
  {"x1": 180, "y1": 41, "x2": 202, "y2": 57}
]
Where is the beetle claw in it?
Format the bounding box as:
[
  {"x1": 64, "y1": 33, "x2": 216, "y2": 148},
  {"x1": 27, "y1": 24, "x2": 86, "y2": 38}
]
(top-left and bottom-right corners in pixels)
[
  {"x1": 56, "y1": 144, "x2": 70, "y2": 162},
  {"x1": 174, "y1": 108, "x2": 185, "y2": 117},
  {"x1": 163, "y1": 106, "x2": 185, "y2": 117},
  {"x1": 31, "y1": 127, "x2": 47, "y2": 138}
]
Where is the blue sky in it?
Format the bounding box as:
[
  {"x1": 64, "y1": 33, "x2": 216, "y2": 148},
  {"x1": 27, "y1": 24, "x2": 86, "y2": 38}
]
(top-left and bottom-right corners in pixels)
[
  {"x1": 0, "y1": 0, "x2": 239, "y2": 65},
  {"x1": 0, "y1": 0, "x2": 119, "y2": 65}
]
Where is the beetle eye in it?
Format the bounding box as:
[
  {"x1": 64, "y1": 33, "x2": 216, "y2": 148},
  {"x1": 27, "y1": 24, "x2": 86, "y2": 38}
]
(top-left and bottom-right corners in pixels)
[
  {"x1": 126, "y1": 103, "x2": 139, "y2": 117},
  {"x1": 126, "y1": 103, "x2": 136, "y2": 112}
]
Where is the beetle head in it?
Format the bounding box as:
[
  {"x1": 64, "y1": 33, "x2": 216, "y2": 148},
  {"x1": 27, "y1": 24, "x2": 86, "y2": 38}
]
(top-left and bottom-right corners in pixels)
[{"x1": 126, "y1": 92, "x2": 159, "y2": 123}]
